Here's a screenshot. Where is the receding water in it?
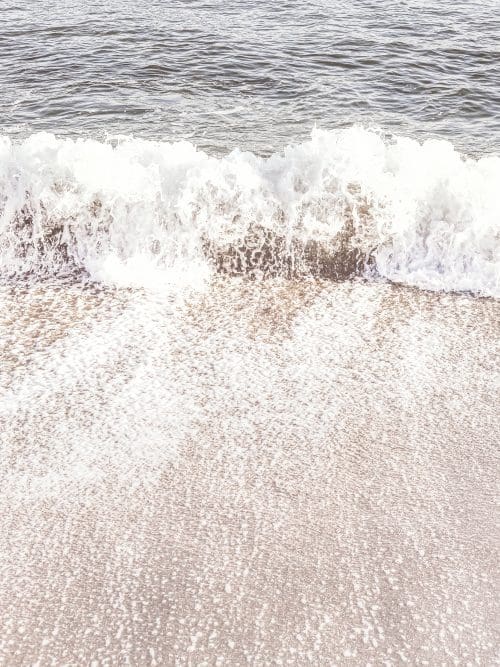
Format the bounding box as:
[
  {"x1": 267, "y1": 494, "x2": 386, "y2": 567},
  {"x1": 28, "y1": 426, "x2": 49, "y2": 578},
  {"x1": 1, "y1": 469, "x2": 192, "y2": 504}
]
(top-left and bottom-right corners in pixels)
[{"x1": 1, "y1": 2, "x2": 499, "y2": 665}]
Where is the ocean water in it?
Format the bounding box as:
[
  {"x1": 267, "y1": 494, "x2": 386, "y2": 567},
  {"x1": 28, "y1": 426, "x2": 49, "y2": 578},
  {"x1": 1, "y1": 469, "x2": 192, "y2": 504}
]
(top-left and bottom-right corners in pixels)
[
  {"x1": 2, "y1": 0, "x2": 500, "y2": 155},
  {"x1": 0, "y1": 1, "x2": 499, "y2": 665}
]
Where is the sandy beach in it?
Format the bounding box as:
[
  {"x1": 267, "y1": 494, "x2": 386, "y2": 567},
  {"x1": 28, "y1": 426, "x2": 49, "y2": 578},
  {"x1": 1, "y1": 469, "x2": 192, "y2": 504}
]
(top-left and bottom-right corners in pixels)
[{"x1": 1, "y1": 279, "x2": 498, "y2": 665}]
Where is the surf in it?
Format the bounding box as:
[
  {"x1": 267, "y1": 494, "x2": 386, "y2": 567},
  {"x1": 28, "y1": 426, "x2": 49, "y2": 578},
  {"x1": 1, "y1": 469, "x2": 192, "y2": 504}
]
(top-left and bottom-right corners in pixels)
[{"x1": 0, "y1": 126, "x2": 498, "y2": 297}]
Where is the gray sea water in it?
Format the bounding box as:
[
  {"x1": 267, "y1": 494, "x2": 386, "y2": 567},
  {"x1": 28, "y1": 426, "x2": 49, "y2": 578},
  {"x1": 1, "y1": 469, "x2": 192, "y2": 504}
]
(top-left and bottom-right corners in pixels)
[
  {"x1": 2, "y1": 0, "x2": 500, "y2": 154},
  {"x1": 1, "y1": 2, "x2": 499, "y2": 665}
]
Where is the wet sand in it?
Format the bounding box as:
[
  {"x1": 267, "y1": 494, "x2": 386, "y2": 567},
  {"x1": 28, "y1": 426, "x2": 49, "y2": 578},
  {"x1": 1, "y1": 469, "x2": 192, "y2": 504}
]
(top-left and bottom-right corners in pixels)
[{"x1": 0, "y1": 279, "x2": 498, "y2": 665}]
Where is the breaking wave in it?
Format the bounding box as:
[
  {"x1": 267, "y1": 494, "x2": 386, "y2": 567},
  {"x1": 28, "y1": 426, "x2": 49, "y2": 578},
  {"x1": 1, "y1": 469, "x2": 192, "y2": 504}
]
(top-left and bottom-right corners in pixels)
[{"x1": 0, "y1": 127, "x2": 498, "y2": 296}]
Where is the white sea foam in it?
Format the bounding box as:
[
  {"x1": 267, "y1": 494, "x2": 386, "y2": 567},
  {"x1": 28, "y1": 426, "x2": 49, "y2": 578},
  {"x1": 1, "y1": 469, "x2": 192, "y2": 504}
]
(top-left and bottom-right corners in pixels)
[{"x1": 0, "y1": 127, "x2": 498, "y2": 296}]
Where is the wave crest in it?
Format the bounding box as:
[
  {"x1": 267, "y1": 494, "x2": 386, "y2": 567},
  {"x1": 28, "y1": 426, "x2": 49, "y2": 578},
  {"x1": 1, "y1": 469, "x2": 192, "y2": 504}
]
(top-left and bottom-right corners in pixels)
[{"x1": 0, "y1": 128, "x2": 498, "y2": 296}]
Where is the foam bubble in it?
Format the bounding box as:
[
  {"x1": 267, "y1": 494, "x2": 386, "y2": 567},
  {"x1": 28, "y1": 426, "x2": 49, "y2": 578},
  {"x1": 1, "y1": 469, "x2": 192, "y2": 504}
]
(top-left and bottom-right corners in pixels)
[{"x1": 0, "y1": 127, "x2": 498, "y2": 296}]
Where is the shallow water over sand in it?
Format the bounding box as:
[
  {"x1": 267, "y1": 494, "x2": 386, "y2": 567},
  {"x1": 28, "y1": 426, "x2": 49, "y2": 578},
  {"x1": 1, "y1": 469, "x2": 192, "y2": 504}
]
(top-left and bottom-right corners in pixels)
[{"x1": 1, "y1": 279, "x2": 498, "y2": 665}]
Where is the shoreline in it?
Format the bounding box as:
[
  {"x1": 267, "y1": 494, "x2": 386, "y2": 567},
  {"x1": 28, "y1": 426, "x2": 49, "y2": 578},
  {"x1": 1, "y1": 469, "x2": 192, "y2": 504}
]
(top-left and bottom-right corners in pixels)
[{"x1": 1, "y1": 279, "x2": 498, "y2": 664}]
